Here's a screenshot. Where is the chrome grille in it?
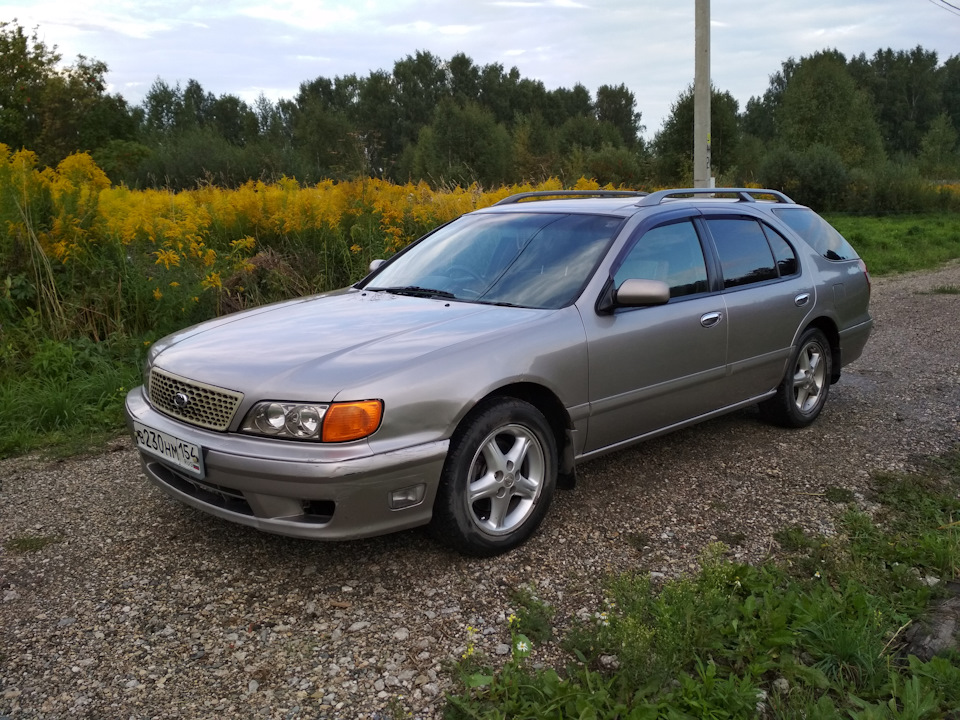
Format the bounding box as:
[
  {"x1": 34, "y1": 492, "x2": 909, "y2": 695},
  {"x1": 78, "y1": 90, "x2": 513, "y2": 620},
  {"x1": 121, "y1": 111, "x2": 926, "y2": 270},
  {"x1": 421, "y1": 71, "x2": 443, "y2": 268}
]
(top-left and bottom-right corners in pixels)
[{"x1": 148, "y1": 368, "x2": 243, "y2": 431}]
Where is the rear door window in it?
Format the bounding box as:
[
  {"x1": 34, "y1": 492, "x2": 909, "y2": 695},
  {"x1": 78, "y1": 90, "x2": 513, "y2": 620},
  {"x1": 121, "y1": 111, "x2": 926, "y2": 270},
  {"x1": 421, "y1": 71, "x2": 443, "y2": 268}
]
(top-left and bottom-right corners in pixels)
[
  {"x1": 763, "y1": 225, "x2": 799, "y2": 277},
  {"x1": 705, "y1": 218, "x2": 778, "y2": 289}
]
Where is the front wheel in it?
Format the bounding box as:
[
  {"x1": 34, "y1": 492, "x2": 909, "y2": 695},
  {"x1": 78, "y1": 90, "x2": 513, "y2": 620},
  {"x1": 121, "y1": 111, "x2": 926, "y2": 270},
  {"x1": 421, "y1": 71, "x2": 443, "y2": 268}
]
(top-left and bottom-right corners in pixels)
[
  {"x1": 760, "y1": 327, "x2": 833, "y2": 428},
  {"x1": 431, "y1": 398, "x2": 557, "y2": 556}
]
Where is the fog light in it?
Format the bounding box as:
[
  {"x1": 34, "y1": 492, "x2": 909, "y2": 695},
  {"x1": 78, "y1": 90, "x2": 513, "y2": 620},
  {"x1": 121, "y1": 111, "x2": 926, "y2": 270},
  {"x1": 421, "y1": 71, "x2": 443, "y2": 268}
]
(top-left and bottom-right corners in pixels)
[{"x1": 389, "y1": 484, "x2": 426, "y2": 509}]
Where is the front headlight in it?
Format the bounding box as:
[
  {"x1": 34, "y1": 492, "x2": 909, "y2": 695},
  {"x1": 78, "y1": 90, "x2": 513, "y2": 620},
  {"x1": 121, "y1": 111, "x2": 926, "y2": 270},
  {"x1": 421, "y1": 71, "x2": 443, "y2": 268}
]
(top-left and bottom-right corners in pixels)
[{"x1": 240, "y1": 400, "x2": 382, "y2": 442}]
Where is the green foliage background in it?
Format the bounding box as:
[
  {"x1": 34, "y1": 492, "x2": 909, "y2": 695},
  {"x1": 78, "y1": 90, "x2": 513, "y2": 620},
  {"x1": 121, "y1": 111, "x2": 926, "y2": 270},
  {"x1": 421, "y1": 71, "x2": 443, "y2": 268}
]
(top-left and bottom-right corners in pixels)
[{"x1": 2, "y1": 21, "x2": 960, "y2": 193}]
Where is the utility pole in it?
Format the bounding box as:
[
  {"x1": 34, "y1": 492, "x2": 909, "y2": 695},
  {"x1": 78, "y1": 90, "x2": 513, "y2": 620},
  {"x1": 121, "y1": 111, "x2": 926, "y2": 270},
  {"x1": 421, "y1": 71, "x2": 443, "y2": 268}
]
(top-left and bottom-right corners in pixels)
[{"x1": 693, "y1": 0, "x2": 712, "y2": 188}]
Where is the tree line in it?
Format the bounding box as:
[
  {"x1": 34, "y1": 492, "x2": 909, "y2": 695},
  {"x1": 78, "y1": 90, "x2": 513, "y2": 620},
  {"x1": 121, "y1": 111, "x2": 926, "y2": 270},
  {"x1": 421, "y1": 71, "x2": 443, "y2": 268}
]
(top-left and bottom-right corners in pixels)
[{"x1": 2, "y1": 20, "x2": 959, "y2": 209}]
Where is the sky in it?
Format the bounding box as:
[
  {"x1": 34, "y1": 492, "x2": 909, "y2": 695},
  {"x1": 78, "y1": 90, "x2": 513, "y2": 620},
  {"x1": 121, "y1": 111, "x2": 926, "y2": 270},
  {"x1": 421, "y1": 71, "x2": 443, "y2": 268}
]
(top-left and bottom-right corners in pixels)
[{"x1": 3, "y1": 0, "x2": 960, "y2": 138}]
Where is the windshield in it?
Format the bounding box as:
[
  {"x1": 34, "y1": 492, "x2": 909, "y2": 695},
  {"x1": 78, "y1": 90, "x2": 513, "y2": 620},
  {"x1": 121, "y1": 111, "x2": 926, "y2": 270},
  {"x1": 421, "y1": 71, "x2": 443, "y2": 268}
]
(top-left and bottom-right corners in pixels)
[{"x1": 364, "y1": 212, "x2": 624, "y2": 309}]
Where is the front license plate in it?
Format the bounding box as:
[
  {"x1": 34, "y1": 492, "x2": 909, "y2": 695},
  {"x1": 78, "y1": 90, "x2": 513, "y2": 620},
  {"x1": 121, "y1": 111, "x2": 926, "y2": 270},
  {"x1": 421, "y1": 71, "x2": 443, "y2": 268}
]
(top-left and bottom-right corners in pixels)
[{"x1": 134, "y1": 421, "x2": 204, "y2": 478}]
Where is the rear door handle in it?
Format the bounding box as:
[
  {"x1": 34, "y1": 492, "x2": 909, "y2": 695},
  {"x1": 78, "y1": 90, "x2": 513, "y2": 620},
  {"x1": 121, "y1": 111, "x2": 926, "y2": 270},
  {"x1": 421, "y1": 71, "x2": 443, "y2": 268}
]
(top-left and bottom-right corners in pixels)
[
  {"x1": 700, "y1": 311, "x2": 723, "y2": 328},
  {"x1": 795, "y1": 293, "x2": 811, "y2": 307}
]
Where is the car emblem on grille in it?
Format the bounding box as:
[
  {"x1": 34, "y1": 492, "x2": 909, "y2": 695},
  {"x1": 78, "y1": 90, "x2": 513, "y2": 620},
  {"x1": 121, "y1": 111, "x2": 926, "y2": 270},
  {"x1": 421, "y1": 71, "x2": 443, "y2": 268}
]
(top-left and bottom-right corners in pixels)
[{"x1": 173, "y1": 392, "x2": 190, "y2": 409}]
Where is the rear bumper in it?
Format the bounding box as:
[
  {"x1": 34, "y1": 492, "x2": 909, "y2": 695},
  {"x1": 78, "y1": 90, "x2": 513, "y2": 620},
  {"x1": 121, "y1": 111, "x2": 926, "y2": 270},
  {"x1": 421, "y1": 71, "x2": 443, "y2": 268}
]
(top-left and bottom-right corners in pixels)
[
  {"x1": 125, "y1": 388, "x2": 448, "y2": 540},
  {"x1": 839, "y1": 317, "x2": 873, "y2": 367}
]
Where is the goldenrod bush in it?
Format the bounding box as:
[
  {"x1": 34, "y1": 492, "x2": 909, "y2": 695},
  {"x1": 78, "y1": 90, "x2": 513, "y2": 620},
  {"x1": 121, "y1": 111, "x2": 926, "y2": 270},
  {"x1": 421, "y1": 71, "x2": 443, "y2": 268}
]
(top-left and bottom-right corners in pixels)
[{"x1": 0, "y1": 145, "x2": 605, "y2": 341}]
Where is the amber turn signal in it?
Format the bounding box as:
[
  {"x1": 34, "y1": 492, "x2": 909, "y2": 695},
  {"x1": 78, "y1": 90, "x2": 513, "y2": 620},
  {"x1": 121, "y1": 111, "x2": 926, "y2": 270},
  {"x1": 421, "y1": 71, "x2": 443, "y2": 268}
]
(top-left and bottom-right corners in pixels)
[{"x1": 322, "y1": 400, "x2": 383, "y2": 442}]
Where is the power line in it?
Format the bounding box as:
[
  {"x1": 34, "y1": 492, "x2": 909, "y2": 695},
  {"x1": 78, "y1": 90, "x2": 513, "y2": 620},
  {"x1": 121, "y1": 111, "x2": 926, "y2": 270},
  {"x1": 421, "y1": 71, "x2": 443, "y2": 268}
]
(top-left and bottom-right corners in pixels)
[{"x1": 927, "y1": 0, "x2": 960, "y2": 17}]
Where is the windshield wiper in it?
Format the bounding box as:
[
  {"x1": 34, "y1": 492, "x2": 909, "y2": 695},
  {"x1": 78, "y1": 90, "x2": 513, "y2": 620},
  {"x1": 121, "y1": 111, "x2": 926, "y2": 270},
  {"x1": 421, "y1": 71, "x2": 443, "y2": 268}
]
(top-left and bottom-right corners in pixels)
[
  {"x1": 371, "y1": 286, "x2": 457, "y2": 299},
  {"x1": 474, "y1": 299, "x2": 523, "y2": 308}
]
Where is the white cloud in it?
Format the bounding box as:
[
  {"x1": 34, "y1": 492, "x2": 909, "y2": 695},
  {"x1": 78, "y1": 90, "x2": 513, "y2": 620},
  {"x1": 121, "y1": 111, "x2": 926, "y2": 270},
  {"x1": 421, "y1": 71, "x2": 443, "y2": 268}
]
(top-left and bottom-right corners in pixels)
[{"x1": 235, "y1": 0, "x2": 358, "y2": 31}]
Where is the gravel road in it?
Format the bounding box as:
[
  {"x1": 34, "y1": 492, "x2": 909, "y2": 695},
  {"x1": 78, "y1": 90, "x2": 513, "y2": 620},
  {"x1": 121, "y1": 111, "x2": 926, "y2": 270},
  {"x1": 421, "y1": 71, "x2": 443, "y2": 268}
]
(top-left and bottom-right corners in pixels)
[{"x1": 2, "y1": 262, "x2": 960, "y2": 719}]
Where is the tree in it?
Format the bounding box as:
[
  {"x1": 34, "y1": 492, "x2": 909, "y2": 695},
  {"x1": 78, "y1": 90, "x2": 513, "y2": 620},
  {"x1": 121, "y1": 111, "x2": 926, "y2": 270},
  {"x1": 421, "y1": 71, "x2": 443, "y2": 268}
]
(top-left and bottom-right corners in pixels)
[
  {"x1": 0, "y1": 21, "x2": 133, "y2": 164},
  {"x1": 941, "y1": 55, "x2": 960, "y2": 135},
  {"x1": 850, "y1": 47, "x2": 942, "y2": 157},
  {"x1": 581, "y1": 144, "x2": 645, "y2": 187},
  {"x1": 550, "y1": 84, "x2": 593, "y2": 124},
  {"x1": 594, "y1": 83, "x2": 643, "y2": 148},
  {"x1": 34, "y1": 55, "x2": 136, "y2": 164},
  {"x1": 741, "y1": 57, "x2": 799, "y2": 141},
  {"x1": 181, "y1": 78, "x2": 214, "y2": 129},
  {"x1": 412, "y1": 99, "x2": 512, "y2": 186},
  {"x1": 653, "y1": 85, "x2": 740, "y2": 184},
  {"x1": 142, "y1": 78, "x2": 184, "y2": 134},
  {"x1": 778, "y1": 51, "x2": 885, "y2": 168},
  {"x1": 556, "y1": 114, "x2": 623, "y2": 156},
  {"x1": 393, "y1": 51, "x2": 448, "y2": 149},
  {"x1": 0, "y1": 21, "x2": 60, "y2": 152},
  {"x1": 512, "y1": 111, "x2": 559, "y2": 181},
  {"x1": 354, "y1": 70, "x2": 401, "y2": 177},
  {"x1": 209, "y1": 94, "x2": 259, "y2": 147},
  {"x1": 917, "y1": 112, "x2": 959, "y2": 178},
  {"x1": 477, "y1": 61, "x2": 522, "y2": 126},
  {"x1": 290, "y1": 97, "x2": 360, "y2": 180},
  {"x1": 447, "y1": 53, "x2": 480, "y2": 105}
]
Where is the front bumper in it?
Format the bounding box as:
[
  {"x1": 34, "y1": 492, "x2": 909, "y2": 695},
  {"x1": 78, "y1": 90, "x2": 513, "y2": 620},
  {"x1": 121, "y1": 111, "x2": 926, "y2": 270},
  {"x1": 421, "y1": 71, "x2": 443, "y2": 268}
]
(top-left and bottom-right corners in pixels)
[{"x1": 124, "y1": 388, "x2": 449, "y2": 540}]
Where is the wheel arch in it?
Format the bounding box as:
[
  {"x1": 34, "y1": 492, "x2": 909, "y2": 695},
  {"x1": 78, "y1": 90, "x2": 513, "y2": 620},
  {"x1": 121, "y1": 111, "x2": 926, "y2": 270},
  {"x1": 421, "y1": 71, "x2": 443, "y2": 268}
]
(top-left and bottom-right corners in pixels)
[
  {"x1": 802, "y1": 316, "x2": 841, "y2": 383},
  {"x1": 479, "y1": 382, "x2": 576, "y2": 487}
]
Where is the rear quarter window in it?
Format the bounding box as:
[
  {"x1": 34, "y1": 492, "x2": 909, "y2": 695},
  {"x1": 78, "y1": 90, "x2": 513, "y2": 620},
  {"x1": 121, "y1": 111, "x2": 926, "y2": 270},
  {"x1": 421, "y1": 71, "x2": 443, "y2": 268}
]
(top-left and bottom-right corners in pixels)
[{"x1": 772, "y1": 207, "x2": 859, "y2": 261}]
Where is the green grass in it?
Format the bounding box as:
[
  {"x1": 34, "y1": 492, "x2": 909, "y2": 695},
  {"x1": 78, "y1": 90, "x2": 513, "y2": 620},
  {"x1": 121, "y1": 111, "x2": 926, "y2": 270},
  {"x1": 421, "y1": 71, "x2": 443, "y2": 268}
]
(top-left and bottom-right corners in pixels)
[
  {"x1": 0, "y1": 331, "x2": 144, "y2": 458},
  {"x1": 825, "y1": 486, "x2": 856, "y2": 503},
  {"x1": 445, "y1": 450, "x2": 960, "y2": 718},
  {"x1": 4, "y1": 534, "x2": 62, "y2": 553},
  {"x1": 825, "y1": 213, "x2": 960, "y2": 275}
]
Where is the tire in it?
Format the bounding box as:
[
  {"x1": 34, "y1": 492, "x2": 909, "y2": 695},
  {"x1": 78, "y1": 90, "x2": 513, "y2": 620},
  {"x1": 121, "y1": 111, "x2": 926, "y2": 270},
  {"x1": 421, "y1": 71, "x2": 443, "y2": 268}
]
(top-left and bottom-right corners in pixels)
[
  {"x1": 760, "y1": 327, "x2": 833, "y2": 428},
  {"x1": 431, "y1": 398, "x2": 557, "y2": 556}
]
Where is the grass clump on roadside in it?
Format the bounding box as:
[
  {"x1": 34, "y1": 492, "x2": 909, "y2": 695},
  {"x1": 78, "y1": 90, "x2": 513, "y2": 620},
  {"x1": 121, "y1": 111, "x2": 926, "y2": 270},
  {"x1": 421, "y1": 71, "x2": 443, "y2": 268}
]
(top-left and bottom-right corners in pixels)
[
  {"x1": 508, "y1": 584, "x2": 556, "y2": 644},
  {"x1": 0, "y1": 328, "x2": 145, "y2": 458},
  {"x1": 4, "y1": 533, "x2": 62, "y2": 553},
  {"x1": 445, "y1": 451, "x2": 960, "y2": 718}
]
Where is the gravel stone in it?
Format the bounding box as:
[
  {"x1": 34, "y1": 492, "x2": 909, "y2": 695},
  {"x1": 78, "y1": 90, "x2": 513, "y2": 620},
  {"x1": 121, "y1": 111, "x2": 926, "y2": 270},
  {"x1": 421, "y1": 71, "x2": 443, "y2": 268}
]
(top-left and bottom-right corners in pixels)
[{"x1": 2, "y1": 263, "x2": 960, "y2": 718}]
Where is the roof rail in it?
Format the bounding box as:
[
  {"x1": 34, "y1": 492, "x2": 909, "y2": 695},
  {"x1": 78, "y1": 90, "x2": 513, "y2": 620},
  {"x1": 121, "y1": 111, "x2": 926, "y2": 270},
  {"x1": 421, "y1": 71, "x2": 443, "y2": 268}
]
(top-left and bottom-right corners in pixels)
[
  {"x1": 635, "y1": 188, "x2": 794, "y2": 207},
  {"x1": 494, "y1": 189, "x2": 648, "y2": 205}
]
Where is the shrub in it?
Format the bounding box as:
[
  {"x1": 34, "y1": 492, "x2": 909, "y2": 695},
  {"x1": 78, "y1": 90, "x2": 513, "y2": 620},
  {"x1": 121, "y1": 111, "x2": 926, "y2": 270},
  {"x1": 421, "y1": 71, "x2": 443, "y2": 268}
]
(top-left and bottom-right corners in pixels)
[{"x1": 759, "y1": 143, "x2": 849, "y2": 211}]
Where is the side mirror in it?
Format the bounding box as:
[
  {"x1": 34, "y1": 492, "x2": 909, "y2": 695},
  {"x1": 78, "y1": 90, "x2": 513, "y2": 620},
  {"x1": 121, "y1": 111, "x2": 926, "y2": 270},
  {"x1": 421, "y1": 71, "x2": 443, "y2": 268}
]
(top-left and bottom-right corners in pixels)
[
  {"x1": 369, "y1": 259, "x2": 386, "y2": 273},
  {"x1": 615, "y1": 278, "x2": 670, "y2": 307}
]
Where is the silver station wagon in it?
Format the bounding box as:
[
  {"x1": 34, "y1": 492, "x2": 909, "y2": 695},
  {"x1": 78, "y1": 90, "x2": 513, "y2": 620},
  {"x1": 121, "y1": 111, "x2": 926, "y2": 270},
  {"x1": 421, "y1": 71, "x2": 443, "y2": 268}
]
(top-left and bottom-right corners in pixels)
[{"x1": 125, "y1": 188, "x2": 873, "y2": 556}]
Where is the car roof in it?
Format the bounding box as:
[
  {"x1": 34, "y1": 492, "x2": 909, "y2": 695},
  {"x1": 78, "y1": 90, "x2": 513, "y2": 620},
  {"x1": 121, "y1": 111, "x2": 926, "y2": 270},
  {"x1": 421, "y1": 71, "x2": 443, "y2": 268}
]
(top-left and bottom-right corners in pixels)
[
  {"x1": 476, "y1": 188, "x2": 803, "y2": 219},
  {"x1": 479, "y1": 196, "x2": 645, "y2": 216}
]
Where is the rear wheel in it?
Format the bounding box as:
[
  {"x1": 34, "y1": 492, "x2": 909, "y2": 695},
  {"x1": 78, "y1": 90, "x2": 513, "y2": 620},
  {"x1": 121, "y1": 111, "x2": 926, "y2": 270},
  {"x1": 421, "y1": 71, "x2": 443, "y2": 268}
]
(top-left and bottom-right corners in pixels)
[
  {"x1": 760, "y1": 327, "x2": 833, "y2": 428},
  {"x1": 431, "y1": 398, "x2": 557, "y2": 556}
]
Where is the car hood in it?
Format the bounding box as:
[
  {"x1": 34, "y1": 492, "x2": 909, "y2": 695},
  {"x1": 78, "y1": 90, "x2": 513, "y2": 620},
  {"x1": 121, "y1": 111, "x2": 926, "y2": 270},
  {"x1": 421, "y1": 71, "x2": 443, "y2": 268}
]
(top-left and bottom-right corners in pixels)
[{"x1": 150, "y1": 289, "x2": 550, "y2": 400}]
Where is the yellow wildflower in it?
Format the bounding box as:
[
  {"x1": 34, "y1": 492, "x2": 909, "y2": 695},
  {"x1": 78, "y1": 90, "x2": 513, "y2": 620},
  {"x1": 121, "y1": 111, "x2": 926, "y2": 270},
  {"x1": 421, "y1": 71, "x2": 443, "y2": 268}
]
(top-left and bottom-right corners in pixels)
[
  {"x1": 201, "y1": 271, "x2": 222, "y2": 290},
  {"x1": 154, "y1": 248, "x2": 181, "y2": 269}
]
